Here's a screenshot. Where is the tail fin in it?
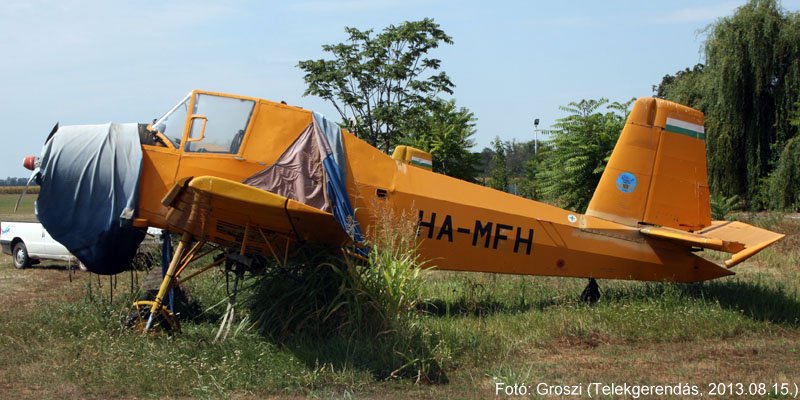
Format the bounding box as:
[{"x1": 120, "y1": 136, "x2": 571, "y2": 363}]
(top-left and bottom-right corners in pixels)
[{"x1": 586, "y1": 98, "x2": 711, "y2": 231}]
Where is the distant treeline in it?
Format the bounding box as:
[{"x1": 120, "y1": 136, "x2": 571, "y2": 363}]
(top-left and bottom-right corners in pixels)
[{"x1": 0, "y1": 177, "x2": 29, "y2": 186}]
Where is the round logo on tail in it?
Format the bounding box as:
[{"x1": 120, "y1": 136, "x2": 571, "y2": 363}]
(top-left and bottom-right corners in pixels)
[{"x1": 616, "y1": 172, "x2": 637, "y2": 193}]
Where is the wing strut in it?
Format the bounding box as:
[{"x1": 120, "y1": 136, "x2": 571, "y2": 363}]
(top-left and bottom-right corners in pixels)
[{"x1": 283, "y1": 198, "x2": 303, "y2": 243}]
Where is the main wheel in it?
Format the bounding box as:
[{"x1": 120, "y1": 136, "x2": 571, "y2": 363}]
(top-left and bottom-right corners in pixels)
[
  {"x1": 12, "y1": 242, "x2": 30, "y2": 269},
  {"x1": 125, "y1": 301, "x2": 179, "y2": 334}
]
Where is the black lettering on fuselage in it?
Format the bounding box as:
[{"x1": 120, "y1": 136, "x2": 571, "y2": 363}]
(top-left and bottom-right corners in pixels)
[
  {"x1": 514, "y1": 227, "x2": 534, "y2": 255},
  {"x1": 418, "y1": 210, "x2": 436, "y2": 239},
  {"x1": 420, "y1": 210, "x2": 534, "y2": 255},
  {"x1": 437, "y1": 215, "x2": 453, "y2": 242},
  {"x1": 473, "y1": 220, "x2": 493, "y2": 248},
  {"x1": 493, "y1": 223, "x2": 512, "y2": 249}
]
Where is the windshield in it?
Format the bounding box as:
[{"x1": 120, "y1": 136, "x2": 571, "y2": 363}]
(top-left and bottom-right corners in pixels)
[
  {"x1": 186, "y1": 94, "x2": 255, "y2": 154},
  {"x1": 152, "y1": 93, "x2": 191, "y2": 147}
]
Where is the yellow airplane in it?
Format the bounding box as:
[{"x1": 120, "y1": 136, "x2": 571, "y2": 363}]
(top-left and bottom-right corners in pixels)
[{"x1": 25, "y1": 90, "x2": 783, "y2": 331}]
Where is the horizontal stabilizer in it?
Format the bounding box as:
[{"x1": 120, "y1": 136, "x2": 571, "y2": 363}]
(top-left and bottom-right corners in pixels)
[
  {"x1": 641, "y1": 220, "x2": 784, "y2": 268},
  {"x1": 640, "y1": 226, "x2": 745, "y2": 253},
  {"x1": 696, "y1": 221, "x2": 785, "y2": 267}
]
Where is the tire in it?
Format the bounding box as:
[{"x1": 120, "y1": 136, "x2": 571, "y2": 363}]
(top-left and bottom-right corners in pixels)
[{"x1": 12, "y1": 242, "x2": 30, "y2": 269}]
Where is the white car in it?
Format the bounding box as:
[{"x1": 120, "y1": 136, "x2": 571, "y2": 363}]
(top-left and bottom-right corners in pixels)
[{"x1": 0, "y1": 221, "x2": 83, "y2": 270}]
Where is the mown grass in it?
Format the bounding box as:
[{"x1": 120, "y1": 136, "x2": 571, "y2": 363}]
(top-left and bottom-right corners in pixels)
[
  {"x1": 3, "y1": 265, "x2": 799, "y2": 398},
  {"x1": 0, "y1": 192, "x2": 37, "y2": 222},
  {"x1": 0, "y1": 203, "x2": 798, "y2": 398}
]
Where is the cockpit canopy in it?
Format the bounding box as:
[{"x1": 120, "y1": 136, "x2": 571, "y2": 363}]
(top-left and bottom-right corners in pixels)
[{"x1": 151, "y1": 91, "x2": 255, "y2": 154}]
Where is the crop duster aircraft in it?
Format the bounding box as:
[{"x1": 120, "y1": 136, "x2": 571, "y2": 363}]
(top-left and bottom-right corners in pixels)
[{"x1": 23, "y1": 90, "x2": 783, "y2": 331}]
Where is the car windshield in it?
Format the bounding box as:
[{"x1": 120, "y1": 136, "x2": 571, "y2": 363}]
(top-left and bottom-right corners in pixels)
[{"x1": 152, "y1": 93, "x2": 191, "y2": 147}]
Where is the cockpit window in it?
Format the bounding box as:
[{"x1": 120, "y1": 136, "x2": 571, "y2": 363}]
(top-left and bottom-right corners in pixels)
[
  {"x1": 186, "y1": 94, "x2": 255, "y2": 154},
  {"x1": 152, "y1": 93, "x2": 191, "y2": 147}
]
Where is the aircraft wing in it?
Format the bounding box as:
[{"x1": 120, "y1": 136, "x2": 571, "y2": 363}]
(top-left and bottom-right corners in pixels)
[
  {"x1": 640, "y1": 221, "x2": 784, "y2": 268},
  {"x1": 161, "y1": 176, "x2": 351, "y2": 253}
]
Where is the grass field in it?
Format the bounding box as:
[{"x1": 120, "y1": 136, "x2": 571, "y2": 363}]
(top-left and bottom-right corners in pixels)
[
  {"x1": 0, "y1": 191, "x2": 38, "y2": 222},
  {"x1": 0, "y1": 193, "x2": 798, "y2": 399}
]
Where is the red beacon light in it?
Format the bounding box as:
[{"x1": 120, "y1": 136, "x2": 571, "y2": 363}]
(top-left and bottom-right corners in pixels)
[{"x1": 23, "y1": 156, "x2": 38, "y2": 171}]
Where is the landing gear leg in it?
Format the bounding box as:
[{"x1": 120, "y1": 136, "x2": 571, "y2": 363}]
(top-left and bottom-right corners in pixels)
[
  {"x1": 580, "y1": 278, "x2": 601, "y2": 304},
  {"x1": 141, "y1": 232, "x2": 192, "y2": 332}
]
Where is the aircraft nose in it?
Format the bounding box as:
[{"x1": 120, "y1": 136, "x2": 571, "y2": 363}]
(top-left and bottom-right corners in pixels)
[
  {"x1": 23, "y1": 155, "x2": 38, "y2": 171},
  {"x1": 35, "y1": 123, "x2": 145, "y2": 275}
]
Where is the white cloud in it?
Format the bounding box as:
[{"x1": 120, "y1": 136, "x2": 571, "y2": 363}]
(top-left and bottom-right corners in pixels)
[{"x1": 654, "y1": 2, "x2": 741, "y2": 24}]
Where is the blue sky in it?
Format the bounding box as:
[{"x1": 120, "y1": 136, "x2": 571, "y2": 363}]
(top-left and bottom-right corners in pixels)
[{"x1": 2, "y1": 0, "x2": 799, "y2": 177}]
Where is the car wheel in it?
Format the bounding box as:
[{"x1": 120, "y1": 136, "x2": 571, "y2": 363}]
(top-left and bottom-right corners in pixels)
[{"x1": 13, "y1": 242, "x2": 30, "y2": 269}]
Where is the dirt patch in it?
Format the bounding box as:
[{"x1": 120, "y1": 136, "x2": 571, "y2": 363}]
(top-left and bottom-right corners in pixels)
[
  {"x1": 0, "y1": 261, "x2": 87, "y2": 312},
  {"x1": 558, "y1": 329, "x2": 617, "y2": 348},
  {"x1": 528, "y1": 333, "x2": 800, "y2": 385}
]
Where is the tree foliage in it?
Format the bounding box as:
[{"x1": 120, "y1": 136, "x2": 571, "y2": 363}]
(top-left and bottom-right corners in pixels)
[
  {"x1": 298, "y1": 18, "x2": 454, "y2": 153},
  {"x1": 535, "y1": 98, "x2": 633, "y2": 212},
  {"x1": 517, "y1": 141, "x2": 552, "y2": 200},
  {"x1": 504, "y1": 140, "x2": 537, "y2": 177},
  {"x1": 487, "y1": 137, "x2": 509, "y2": 191},
  {"x1": 477, "y1": 140, "x2": 537, "y2": 180},
  {"x1": 765, "y1": 103, "x2": 800, "y2": 210},
  {"x1": 476, "y1": 138, "x2": 549, "y2": 198},
  {"x1": 653, "y1": 64, "x2": 707, "y2": 109},
  {"x1": 403, "y1": 100, "x2": 480, "y2": 181},
  {"x1": 700, "y1": 0, "x2": 800, "y2": 201}
]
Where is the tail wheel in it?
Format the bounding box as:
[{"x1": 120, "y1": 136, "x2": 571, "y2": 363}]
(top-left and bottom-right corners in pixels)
[
  {"x1": 580, "y1": 278, "x2": 601, "y2": 304},
  {"x1": 12, "y1": 242, "x2": 30, "y2": 269},
  {"x1": 125, "y1": 300, "x2": 180, "y2": 334}
]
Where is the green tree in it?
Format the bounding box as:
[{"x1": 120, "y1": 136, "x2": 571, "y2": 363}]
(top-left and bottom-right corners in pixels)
[
  {"x1": 298, "y1": 19, "x2": 454, "y2": 153},
  {"x1": 517, "y1": 141, "x2": 553, "y2": 200},
  {"x1": 701, "y1": 0, "x2": 800, "y2": 202},
  {"x1": 488, "y1": 137, "x2": 509, "y2": 191},
  {"x1": 765, "y1": 102, "x2": 800, "y2": 210},
  {"x1": 652, "y1": 64, "x2": 707, "y2": 109},
  {"x1": 504, "y1": 140, "x2": 536, "y2": 177},
  {"x1": 403, "y1": 99, "x2": 480, "y2": 181},
  {"x1": 535, "y1": 98, "x2": 632, "y2": 212},
  {"x1": 477, "y1": 147, "x2": 494, "y2": 178}
]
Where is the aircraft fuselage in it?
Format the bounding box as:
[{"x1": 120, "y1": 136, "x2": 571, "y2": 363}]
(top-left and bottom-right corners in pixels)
[{"x1": 134, "y1": 90, "x2": 732, "y2": 283}]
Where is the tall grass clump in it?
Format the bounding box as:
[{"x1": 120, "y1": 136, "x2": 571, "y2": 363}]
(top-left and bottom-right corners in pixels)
[
  {"x1": 334, "y1": 204, "x2": 425, "y2": 335},
  {"x1": 248, "y1": 204, "x2": 448, "y2": 383}
]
